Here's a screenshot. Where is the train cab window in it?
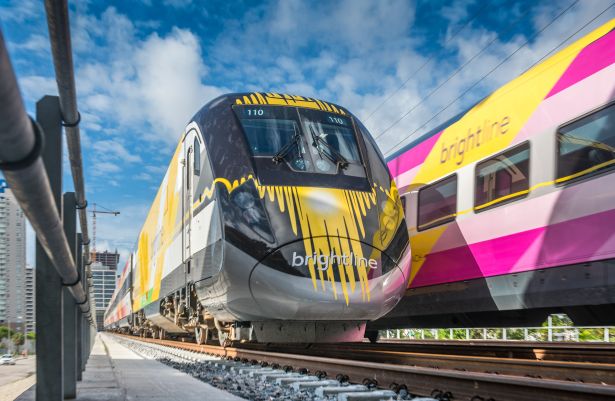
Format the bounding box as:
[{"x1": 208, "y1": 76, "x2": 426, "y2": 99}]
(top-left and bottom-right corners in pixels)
[
  {"x1": 557, "y1": 103, "x2": 615, "y2": 183},
  {"x1": 234, "y1": 106, "x2": 310, "y2": 172},
  {"x1": 234, "y1": 105, "x2": 366, "y2": 179},
  {"x1": 417, "y1": 174, "x2": 457, "y2": 231},
  {"x1": 475, "y1": 142, "x2": 530, "y2": 211},
  {"x1": 298, "y1": 108, "x2": 365, "y2": 177}
]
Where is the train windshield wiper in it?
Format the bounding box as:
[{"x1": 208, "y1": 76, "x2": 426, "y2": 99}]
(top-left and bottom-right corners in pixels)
[
  {"x1": 272, "y1": 125, "x2": 302, "y2": 164},
  {"x1": 308, "y1": 125, "x2": 349, "y2": 169}
]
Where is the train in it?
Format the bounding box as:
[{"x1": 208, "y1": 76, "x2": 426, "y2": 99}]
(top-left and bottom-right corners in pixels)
[
  {"x1": 371, "y1": 18, "x2": 615, "y2": 331},
  {"x1": 104, "y1": 92, "x2": 410, "y2": 344}
]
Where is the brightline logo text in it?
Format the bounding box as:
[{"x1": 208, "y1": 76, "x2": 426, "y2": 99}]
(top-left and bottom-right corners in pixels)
[{"x1": 292, "y1": 252, "x2": 378, "y2": 271}]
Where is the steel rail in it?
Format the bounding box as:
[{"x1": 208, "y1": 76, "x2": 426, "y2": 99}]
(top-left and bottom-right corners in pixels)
[
  {"x1": 0, "y1": 30, "x2": 92, "y2": 322},
  {"x1": 118, "y1": 335, "x2": 615, "y2": 401},
  {"x1": 243, "y1": 340, "x2": 615, "y2": 364}
]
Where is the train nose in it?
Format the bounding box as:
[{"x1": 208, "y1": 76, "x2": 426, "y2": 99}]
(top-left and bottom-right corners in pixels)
[{"x1": 248, "y1": 238, "x2": 409, "y2": 321}]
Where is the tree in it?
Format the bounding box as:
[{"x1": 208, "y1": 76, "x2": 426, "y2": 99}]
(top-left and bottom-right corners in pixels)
[
  {"x1": 12, "y1": 332, "x2": 24, "y2": 347},
  {"x1": 0, "y1": 326, "x2": 8, "y2": 340},
  {"x1": 26, "y1": 332, "x2": 35, "y2": 340}
]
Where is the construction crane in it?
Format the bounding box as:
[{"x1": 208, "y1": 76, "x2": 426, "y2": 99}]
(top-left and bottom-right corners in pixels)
[{"x1": 90, "y1": 203, "x2": 120, "y2": 254}]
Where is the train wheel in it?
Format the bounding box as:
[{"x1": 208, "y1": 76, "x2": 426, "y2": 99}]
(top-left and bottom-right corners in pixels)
[
  {"x1": 365, "y1": 330, "x2": 380, "y2": 343},
  {"x1": 218, "y1": 331, "x2": 229, "y2": 347},
  {"x1": 195, "y1": 326, "x2": 207, "y2": 345}
]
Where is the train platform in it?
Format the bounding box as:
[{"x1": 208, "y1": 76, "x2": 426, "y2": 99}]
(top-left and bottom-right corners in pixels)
[{"x1": 17, "y1": 333, "x2": 243, "y2": 401}]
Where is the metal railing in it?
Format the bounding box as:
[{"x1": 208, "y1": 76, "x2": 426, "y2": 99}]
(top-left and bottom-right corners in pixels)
[
  {"x1": 0, "y1": 30, "x2": 91, "y2": 320},
  {"x1": 382, "y1": 326, "x2": 615, "y2": 342},
  {"x1": 0, "y1": 1, "x2": 98, "y2": 399}
]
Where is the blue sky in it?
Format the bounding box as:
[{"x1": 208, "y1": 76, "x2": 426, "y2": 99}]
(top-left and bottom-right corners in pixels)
[{"x1": 1, "y1": 0, "x2": 613, "y2": 269}]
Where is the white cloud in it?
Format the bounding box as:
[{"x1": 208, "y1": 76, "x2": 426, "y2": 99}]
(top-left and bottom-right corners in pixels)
[
  {"x1": 73, "y1": 9, "x2": 226, "y2": 146},
  {"x1": 91, "y1": 161, "x2": 121, "y2": 176},
  {"x1": 13, "y1": 34, "x2": 49, "y2": 53},
  {"x1": 18, "y1": 76, "x2": 58, "y2": 103},
  {"x1": 95, "y1": 139, "x2": 141, "y2": 163},
  {"x1": 136, "y1": 172, "x2": 152, "y2": 181},
  {"x1": 163, "y1": 0, "x2": 192, "y2": 8},
  {"x1": 0, "y1": 0, "x2": 39, "y2": 23},
  {"x1": 133, "y1": 28, "x2": 225, "y2": 142}
]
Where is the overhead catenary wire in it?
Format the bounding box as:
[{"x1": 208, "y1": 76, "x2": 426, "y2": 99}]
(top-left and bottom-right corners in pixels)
[
  {"x1": 373, "y1": 2, "x2": 539, "y2": 142},
  {"x1": 383, "y1": 0, "x2": 585, "y2": 157},
  {"x1": 362, "y1": 0, "x2": 491, "y2": 123},
  {"x1": 525, "y1": 1, "x2": 615, "y2": 73}
]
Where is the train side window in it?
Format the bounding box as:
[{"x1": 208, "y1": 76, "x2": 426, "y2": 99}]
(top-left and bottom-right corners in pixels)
[
  {"x1": 557, "y1": 103, "x2": 615, "y2": 183},
  {"x1": 194, "y1": 138, "x2": 201, "y2": 176},
  {"x1": 417, "y1": 174, "x2": 457, "y2": 231},
  {"x1": 475, "y1": 142, "x2": 530, "y2": 212}
]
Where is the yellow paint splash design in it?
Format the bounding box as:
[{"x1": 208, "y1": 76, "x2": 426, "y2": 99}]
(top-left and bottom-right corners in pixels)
[
  {"x1": 235, "y1": 92, "x2": 347, "y2": 115},
  {"x1": 132, "y1": 140, "x2": 183, "y2": 311},
  {"x1": 192, "y1": 175, "x2": 402, "y2": 305}
]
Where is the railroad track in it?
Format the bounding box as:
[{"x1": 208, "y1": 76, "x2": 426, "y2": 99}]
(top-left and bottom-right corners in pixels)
[
  {"x1": 374, "y1": 339, "x2": 615, "y2": 363},
  {"x1": 115, "y1": 334, "x2": 615, "y2": 401}
]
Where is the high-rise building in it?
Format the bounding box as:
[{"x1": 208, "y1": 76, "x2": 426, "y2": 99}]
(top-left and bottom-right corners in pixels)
[
  {"x1": 0, "y1": 179, "x2": 29, "y2": 333},
  {"x1": 91, "y1": 250, "x2": 120, "y2": 270},
  {"x1": 24, "y1": 265, "x2": 35, "y2": 332},
  {"x1": 91, "y1": 261, "x2": 116, "y2": 329}
]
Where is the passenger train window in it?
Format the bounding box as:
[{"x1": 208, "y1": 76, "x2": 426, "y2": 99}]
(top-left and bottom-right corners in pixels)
[
  {"x1": 475, "y1": 142, "x2": 530, "y2": 211},
  {"x1": 557, "y1": 103, "x2": 615, "y2": 183},
  {"x1": 417, "y1": 174, "x2": 457, "y2": 231},
  {"x1": 194, "y1": 138, "x2": 200, "y2": 176}
]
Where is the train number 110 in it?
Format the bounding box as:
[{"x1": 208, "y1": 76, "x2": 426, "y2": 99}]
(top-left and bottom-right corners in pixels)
[{"x1": 247, "y1": 109, "x2": 264, "y2": 116}]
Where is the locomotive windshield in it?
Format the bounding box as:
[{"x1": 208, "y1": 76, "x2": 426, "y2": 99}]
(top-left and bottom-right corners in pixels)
[{"x1": 234, "y1": 105, "x2": 365, "y2": 179}]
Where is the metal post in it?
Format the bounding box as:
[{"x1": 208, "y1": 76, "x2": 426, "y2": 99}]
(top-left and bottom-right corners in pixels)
[
  {"x1": 548, "y1": 316, "x2": 553, "y2": 342},
  {"x1": 483, "y1": 328, "x2": 487, "y2": 340},
  {"x1": 503, "y1": 328, "x2": 507, "y2": 340},
  {"x1": 524, "y1": 328, "x2": 529, "y2": 340},
  {"x1": 466, "y1": 328, "x2": 469, "y2": 340},
  {"x1": 76, "y1": 234, "x2": 83, "y2": 379},
  {"x1": 605, "y1": 327, "x2": 609, "y2": 343},
  {"x1": 35, "y1": 95, "x2": 64, "y2": 401},
  {"x1": 62, "y1": 192, "x2": 77, "y2": 398}
]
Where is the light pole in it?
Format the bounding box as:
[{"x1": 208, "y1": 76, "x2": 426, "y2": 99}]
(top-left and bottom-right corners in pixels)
[
  {"x1": 7, "y1": 321, "x2": 11, "y2": 354},
  {"x1": 17, "y1": 316, "x2": 23, "y2": 355}
]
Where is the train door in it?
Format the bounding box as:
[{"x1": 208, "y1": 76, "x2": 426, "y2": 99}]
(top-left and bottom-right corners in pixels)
[{"x1": 182, "y1": 136, "x2": 195, "y2": 266}]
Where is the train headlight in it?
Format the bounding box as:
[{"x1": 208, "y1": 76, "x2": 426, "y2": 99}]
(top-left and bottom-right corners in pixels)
[
  {"x1": 234, "y1": 192, "x2": 256, "y2": 210},
  {"x1": 233, "y1": 191, "x2": 261, "y2": 224}
]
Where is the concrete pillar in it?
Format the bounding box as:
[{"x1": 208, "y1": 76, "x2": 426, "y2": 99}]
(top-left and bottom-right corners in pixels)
[
  {"x1": 62, "y1": 192, "x2": 77, "y2": 398},
  {"x1": 35, "y1": 95, "x2": 64, "y2": 401},
  {"x1": 548, "y1": 316, "x2": 553, "y2": 342}
]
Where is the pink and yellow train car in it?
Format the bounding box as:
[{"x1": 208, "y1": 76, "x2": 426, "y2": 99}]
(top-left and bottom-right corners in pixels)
[{"x1": 374, "y1": 19, "x2": 615, "y2": 329}]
